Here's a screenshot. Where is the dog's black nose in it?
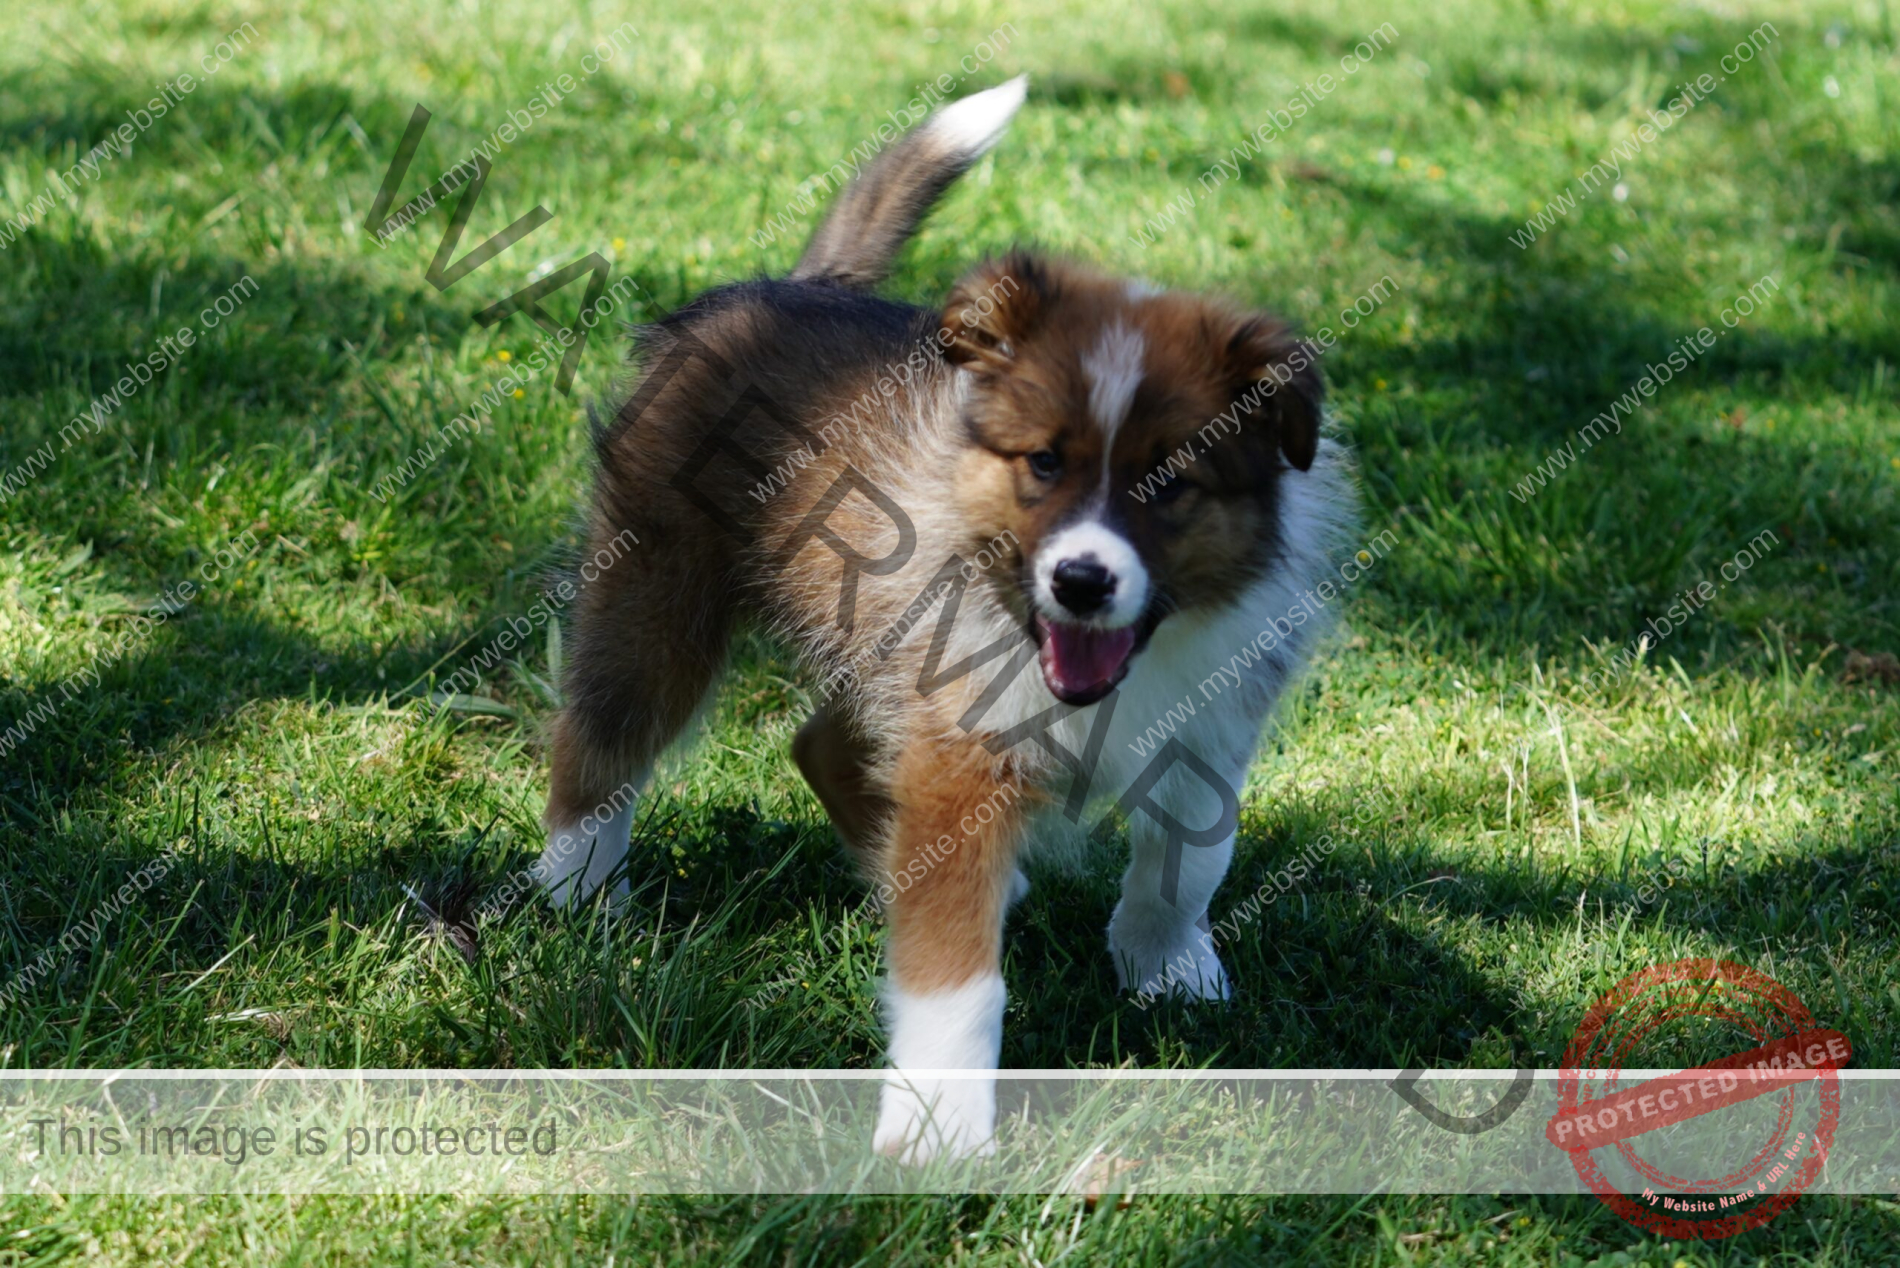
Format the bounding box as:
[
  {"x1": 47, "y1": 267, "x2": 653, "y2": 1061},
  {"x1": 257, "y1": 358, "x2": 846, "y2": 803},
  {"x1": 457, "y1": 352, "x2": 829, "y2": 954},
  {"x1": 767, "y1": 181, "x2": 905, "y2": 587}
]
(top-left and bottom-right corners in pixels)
[{"x1": 1051, "y1": 557, "x2": 1116, "y2": 615}]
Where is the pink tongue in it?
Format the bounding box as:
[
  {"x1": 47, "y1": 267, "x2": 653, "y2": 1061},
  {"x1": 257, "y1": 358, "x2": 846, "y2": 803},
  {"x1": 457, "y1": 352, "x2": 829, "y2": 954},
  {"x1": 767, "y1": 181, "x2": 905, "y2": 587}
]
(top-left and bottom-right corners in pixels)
[{"x1": 1037, "y1": 618, "x2": 1138, "y2": 702}]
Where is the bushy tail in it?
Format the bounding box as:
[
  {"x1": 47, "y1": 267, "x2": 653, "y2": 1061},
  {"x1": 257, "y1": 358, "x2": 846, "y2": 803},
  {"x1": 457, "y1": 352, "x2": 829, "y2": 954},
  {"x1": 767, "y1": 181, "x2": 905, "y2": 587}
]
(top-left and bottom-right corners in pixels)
[{"x1": 791, "y1": 75, "x2": 1027, "y2": 290}]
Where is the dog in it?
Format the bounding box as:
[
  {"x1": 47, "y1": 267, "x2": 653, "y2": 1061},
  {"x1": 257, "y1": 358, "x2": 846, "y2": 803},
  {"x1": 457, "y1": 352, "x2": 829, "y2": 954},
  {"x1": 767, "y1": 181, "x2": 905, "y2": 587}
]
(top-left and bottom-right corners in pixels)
[{"x1": 536, "y1": 74, "x2": 1356, "y2": 1159}]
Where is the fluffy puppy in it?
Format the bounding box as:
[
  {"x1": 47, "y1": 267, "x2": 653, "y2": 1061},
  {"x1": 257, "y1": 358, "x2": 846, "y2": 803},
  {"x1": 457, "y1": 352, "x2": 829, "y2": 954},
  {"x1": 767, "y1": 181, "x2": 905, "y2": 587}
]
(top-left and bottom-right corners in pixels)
[{"x1": 537, "y1": 75, "x2": 1356, "y2": 1159}]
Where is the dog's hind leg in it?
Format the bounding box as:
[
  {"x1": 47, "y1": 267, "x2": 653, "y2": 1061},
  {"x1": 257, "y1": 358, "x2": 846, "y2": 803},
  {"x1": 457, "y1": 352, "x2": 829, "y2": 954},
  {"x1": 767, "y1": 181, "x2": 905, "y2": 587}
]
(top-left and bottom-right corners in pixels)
[
  {"x1": 538, "y1": 519, "x2": 733, "y2": 907},
  {"x1": 791, "y1": 705, "x2": 891, "y2": 874}
]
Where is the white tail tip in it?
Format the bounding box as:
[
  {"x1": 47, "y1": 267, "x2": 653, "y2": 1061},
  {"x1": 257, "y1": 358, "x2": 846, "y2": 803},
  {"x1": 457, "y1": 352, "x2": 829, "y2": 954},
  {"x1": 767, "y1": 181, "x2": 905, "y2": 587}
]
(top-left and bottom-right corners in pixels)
[{"x1": 928, "y1": 74, "x2": 1028, "y2": 158}]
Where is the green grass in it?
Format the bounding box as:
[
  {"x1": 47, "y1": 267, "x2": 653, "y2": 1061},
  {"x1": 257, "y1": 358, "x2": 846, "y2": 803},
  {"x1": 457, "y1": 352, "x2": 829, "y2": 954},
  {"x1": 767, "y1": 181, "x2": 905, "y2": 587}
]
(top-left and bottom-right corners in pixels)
[{"x1": 2, "y1": 0, "x2": 1898, "y2": 1261}]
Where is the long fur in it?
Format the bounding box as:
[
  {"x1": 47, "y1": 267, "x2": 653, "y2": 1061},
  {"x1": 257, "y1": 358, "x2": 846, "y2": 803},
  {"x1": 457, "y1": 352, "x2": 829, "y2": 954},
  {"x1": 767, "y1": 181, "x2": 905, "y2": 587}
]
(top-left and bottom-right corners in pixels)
[
  {"x1": 792, "y1": 76, "x2": 1027, "y2": 289},
  {"x1": 539, "y1": 75, "x2": 1358, "y2": 1161}
]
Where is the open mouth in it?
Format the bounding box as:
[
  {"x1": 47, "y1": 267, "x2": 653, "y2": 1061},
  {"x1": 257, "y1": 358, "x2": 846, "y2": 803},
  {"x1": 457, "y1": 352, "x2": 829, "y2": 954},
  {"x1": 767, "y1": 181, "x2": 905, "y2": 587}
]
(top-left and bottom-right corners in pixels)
[{"x1": 1032, "y1": 614, "x2": 1147, "y2": 706}]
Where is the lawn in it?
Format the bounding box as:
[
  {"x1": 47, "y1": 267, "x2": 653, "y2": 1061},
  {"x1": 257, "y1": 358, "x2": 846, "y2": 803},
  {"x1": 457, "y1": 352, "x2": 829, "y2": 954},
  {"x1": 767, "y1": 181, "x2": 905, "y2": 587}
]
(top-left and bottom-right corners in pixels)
[{"x1": 2, "y1": 0, "x2": 1897, "y2": 1261}]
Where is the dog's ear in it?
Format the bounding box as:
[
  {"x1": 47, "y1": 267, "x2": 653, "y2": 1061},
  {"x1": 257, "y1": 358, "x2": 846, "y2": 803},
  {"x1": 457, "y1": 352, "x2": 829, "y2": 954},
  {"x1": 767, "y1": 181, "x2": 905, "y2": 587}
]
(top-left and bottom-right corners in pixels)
[
  {"x1": 1221, "y1": 313, "x2": 1322, "y2": 471},
  {"x1": 940, "y1": 251, "x2": 1049, "y2": 370}
]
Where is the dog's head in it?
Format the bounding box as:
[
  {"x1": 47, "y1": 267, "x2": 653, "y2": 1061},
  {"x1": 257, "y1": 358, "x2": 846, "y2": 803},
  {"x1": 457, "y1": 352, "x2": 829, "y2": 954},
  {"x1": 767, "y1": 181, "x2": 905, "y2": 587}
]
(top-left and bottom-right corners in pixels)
[{"x1": 941, "y1": 251, "x2": 1321, "y2": 706}]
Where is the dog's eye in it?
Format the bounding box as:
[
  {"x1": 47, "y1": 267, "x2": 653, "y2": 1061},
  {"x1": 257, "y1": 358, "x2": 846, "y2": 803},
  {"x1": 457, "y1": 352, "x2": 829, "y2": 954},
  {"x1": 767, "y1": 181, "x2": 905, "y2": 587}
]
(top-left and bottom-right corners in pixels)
[
  {"x1": 1026, "y1": 449, "x2": 1062, "y2": 480},
  {"x1": 1152, "y1": 472, "x2": 1193, "y2": 505}
]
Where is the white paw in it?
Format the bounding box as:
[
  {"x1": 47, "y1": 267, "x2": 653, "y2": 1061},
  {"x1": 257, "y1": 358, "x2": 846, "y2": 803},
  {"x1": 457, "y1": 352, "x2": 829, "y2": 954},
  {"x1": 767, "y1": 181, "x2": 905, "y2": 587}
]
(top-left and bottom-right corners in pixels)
[
  {"x1": 1110, "y1": 916, "x2": 1231, "y2": 1003},
  {"x1": 873, "y1": 1073, "x2": 997, "y2": 1162},
  {"x1": 538, "y1": 802, "x2": 636, "y2": 908},
  {"x1": 1005, "y1": 866, "x2": 1031, "y2": 910},
  {"x1": 877, "y1": 974, "x2": 1006, "y2": 1162}
]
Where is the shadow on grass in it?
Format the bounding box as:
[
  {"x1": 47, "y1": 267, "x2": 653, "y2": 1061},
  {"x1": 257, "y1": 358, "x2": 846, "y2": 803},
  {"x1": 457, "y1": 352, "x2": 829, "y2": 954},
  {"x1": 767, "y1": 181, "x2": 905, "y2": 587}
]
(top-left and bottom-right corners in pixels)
[
  {"x1": 2, "y1": 8, "x2": 1896, "y2": 1081},
  {"x1": 1000, "y1": 830, "x2": 1895, "y2": 1075}
]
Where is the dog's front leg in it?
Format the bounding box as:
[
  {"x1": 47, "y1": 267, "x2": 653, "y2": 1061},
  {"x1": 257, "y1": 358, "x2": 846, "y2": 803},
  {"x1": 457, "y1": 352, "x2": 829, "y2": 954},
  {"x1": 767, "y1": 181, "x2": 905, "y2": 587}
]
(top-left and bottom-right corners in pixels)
[
  {"x1": 1108, "y1": 750, "x2": 1249, "y2": 1003},
  {"x1": 871, "y1": 735, "x2": 1031, "y2": 1163}
]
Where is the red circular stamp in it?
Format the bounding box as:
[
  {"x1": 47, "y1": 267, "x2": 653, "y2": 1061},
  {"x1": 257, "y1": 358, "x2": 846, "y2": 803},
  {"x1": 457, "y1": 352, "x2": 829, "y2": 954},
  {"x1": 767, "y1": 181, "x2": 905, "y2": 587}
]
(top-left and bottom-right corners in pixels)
[{"x1": 1546, "y1": 958, "x2": 1850, "y2": 1239}]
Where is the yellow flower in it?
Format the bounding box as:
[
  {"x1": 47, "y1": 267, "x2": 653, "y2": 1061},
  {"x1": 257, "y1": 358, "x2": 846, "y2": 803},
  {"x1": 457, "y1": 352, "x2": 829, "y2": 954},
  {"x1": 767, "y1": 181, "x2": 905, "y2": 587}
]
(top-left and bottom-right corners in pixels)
[
  {"x1": 497, "y1": 350, "x2": 511, "y2": 362},
  {"x1": 1427, "y1": 164, "x2": 1444, "y2": 179},
  {"x1": 1374, "y1": 378, "x2": 1388, "y2": 391},
  {"x1": 612, "y1": 237, "x2": 626, "y2": 252},
  {"x1": 513, "y1": 389, "x2": 525, "y2": 399}
]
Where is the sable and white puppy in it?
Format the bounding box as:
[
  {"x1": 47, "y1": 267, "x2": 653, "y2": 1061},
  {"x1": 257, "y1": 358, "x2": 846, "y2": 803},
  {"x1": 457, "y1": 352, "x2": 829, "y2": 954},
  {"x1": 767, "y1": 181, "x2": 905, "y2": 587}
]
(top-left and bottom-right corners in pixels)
[{"x1": 537, "y1": 75, "x2": 1355, "y2": 1159}]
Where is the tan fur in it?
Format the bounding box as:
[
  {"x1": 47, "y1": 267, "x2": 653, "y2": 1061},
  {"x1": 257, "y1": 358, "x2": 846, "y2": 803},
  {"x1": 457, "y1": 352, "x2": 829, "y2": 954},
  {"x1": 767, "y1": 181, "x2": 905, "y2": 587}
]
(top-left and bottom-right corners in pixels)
[{"x1": 878, "y1": 737, "x2": 1041, "y2": 993}]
